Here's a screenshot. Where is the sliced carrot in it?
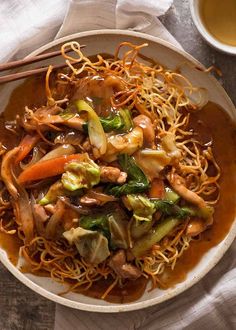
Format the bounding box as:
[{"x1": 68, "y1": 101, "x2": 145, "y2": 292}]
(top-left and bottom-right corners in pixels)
[
  {"x1": 18, "y1": 153, "x2": 84, "y2": 184},
  {"x1": 149, "y1": 178, "x2": 165, "y2": 199},
  {"x1": 15, "y1": 134, "x2": 40, "y2": 164}
]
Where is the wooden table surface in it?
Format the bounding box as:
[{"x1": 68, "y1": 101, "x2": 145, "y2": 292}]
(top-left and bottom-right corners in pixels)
[{"x1": 0, "y1": 1, "x2": 235, "y2": 329}]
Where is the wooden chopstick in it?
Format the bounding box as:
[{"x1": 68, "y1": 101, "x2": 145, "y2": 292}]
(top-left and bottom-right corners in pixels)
[
  {"x1": 0, "y1": 44, "x2": 86, "y2": 85},
  {"x1": 0, "y1": 45, "x2": 86, "y2": 72},
  {"x1": 0, "y1": 63, "x2": 68, "y2": 84}
]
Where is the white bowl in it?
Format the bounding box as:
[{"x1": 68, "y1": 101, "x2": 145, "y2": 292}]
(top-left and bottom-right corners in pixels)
[
  {"x1": 0, "y1": 29, "x2": 236, "y2": 312},
  {"x1": 190, "y1": 0, "x2": 236, "y2": 55}
]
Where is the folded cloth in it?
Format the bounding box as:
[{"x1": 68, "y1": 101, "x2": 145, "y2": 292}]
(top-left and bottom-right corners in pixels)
[
  {"x1": 0, "y1": 0, "x2": 180, "y2": 62},
  {"x1": 56, "y1": 0, "x2": 180, "y2": 48},
  {"x1": 0, "y1": 1, "x2": 235, "y2": 329}
]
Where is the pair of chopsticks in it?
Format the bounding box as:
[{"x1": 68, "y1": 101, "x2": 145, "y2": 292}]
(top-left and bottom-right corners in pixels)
[{"x1": 0, "y1": 45, "x2": 86, "y2": 85}]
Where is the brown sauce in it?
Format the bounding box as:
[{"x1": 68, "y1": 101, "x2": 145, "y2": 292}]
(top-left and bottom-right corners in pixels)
[
  {"x1": 74, "y1": 276, "x2": 148, "y2": 304},
  {"x1": 0, "y1": 75, "x2": 236, "y2": 302},
  {"x1": 160, "y1": 102, "x2": 236, "y2": 286},
  {"x1": 0, "y1": 232, "x2": 22, "y2": 265}
]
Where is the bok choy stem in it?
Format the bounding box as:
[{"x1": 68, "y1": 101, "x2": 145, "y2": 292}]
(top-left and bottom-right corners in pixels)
[{"x1": 132, "y1": 217, "x2": 180, "y2": 257}]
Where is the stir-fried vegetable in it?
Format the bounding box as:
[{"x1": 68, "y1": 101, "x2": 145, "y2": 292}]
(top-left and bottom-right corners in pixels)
[
  {"x1": 62, "y1": 155, "x2": 100, "y2": 191},
  {"x1": 107, "y1": 154, "x2": 149, "y2": 197},
  {"x1": 149, "y1": 178, "x2": 165, "y2": 199},
  {"x1": 76, "y1": 100, "x2": 107, "y2": 157},
  {"x1": 15, "y1": 134, "x2": 40, "y2": 164},
  {"x1": 134, "y1": 149, "x2": 171, "y2": 180},
  {"x1": 108, "y1": 214, "x2": 128, "y2": 249},
  {"x1": 80, "y1": 214, "x2": 110, "y2": 238},
  {"x1": 83, "y1": 108, "x2": 133, "y2": 133},
  {"x1": 63, "y1": 227, "x2": 110, "y2": 264},
  {"x1": 125, "y1": 194, "x2": 213, "y2": 242},
  {"x1": 103, "y1": 127, "x2": 143, "y2": 162},
  {"x1": 132, "y1": 217, "x2": 180, "y2": 257},
  {"x1": 124, "y1": 194, "x2": 213, "y2": 221},
  {"x1": 38, "y1": 144, "x2": 76, "y2": 162},
  {"x1": 164, "y1": 186, "x2": 180, "y2": 203},
  {"x1": 99, "y1": 114, "x2": 124, "y2": 132},
  {"x1": 54, "y1": 130, "x2": 84, "y2": 146},
  {"x1": 39, "y1": 181, "x2": 66, "y2": 205},
  {"x1": 130, "y1": 220, "x2": 153, "y2": 240},
  {"x1": 123, "y1": 194, "x2": 155, "y2": 221},
  {"x1": 152, "y1": 200, "x2": 190, "y2": 218},
  {"x1": 79, "y1": 206, "x2": 129, "y2": 249},
  {"x1": 39, "y1": 181, "x2": 82, "y2": 205},
  {"x1": 119, "y1": 108, "x2": 133, "y2": 131},
  {"x1": 18, "y1": 153, "x2": 86, "y2": 184}
]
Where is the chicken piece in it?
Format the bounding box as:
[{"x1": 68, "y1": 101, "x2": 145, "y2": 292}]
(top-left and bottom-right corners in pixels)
[
  {"x1": 45, "y1": 199, "x2": 65, "y2": 239},
  {"x1": 82, "y1": 139, "x2": 92, "y2": 152},
  {"x1": 133, "y1": 114, "x2": 155, "y2": 146},
  {"x1": 80, "y1": 196, "x2": 100, "y2": 206},
  {"x1": 32, "y1": 204, "x2": 49, "y2": 236},
  {"x1": 109, "y1": 250, "x2": 142, "y2": 280},
  {"x1": 44, "y1": 204, "x2": 57, "y2": 214},
  {"x1": 33, "y1": 204, "x2": 49, "y2": 222},
  {"x1": 80, "y1": 190, "x2": 117, "y2": 206},
  {"x1": 167, "y1": 172, "x2": 206, "y2": 209},
  {"x1": 63, "y1": 207, "x2": 79, "y2": 231},
  {"x1": 23, "y1": 105, "x2": 85, "y2": 132},
  {"x1": 186, "y1": 219, "x2": 206, "y2": 237},
  {"x1": 72, "y1": 75, "x2": 125, "y2": 100},
  {"x1": 100, "y1": 166, "x2": 127, "y2": 184},
  {"x1": 161, "y1": 132, "x2": 182, "y2": 159}
]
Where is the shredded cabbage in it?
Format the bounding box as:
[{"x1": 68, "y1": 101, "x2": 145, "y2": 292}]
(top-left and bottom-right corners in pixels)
[
  {"x1": 63, "y1": 227, "x2": 110, "y2": 264},
  {"x1": 124, "y1": 194, "x2": 155, "y2": 222},
  {"x1": 62, "y1": 154, "x2": 100, "y2": 191}
]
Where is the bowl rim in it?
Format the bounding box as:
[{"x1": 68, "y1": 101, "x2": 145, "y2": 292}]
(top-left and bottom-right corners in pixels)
[
  {"x1": 189, "y1": 0, "x2": 236, "y2": 55},
  {"x1": 0, "y1": 28, "x2": 236, "y2": 313}
]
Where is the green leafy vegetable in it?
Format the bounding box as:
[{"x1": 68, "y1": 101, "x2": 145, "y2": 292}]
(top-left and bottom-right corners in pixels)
[
  {"x1": 119, "y1": 108, "x2": 133, "y2": 131},
  {"x1": 38, "y1": 181, "x2": 82, "y2": 205},
  {"x1": 152, "y1": 200, "x2": 188, "y2": 218},
  {"x1": 180, "y1": 205, "x2": 214, "y2": 220},
  {"x1": 124, "y1": 193, "x2": 213, "y2": 222},
  {"x1": 107, "y1": 154, "x2": 149, "y2": 197},
  {"x1": 124, "y1": 194, "x2": 155, "y2": 221},
  {"x1": 63, "y1": 227, "x2": 110, "y2": 264},
  {"x1": 61, "y1": 154, "x2": 100, "y2": 191},
  {"x1": 83, "y1": 108, "x2": 132, "y2": 133},
  {"x1": 99, "y1": 115, "x2": 124, "y2": 132},
  {"x1": 80, "y1": 214, "x2": 110, "y2": 238},
  {"x1": 39, "y1": 181, "x2": 65, "y2": 205},
  {"x1": 79, "y1": 206, "x2": 129, "y2": 249},
  {"x1": 152, "y1": 200, "x2": 213, "y2": 220}
]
